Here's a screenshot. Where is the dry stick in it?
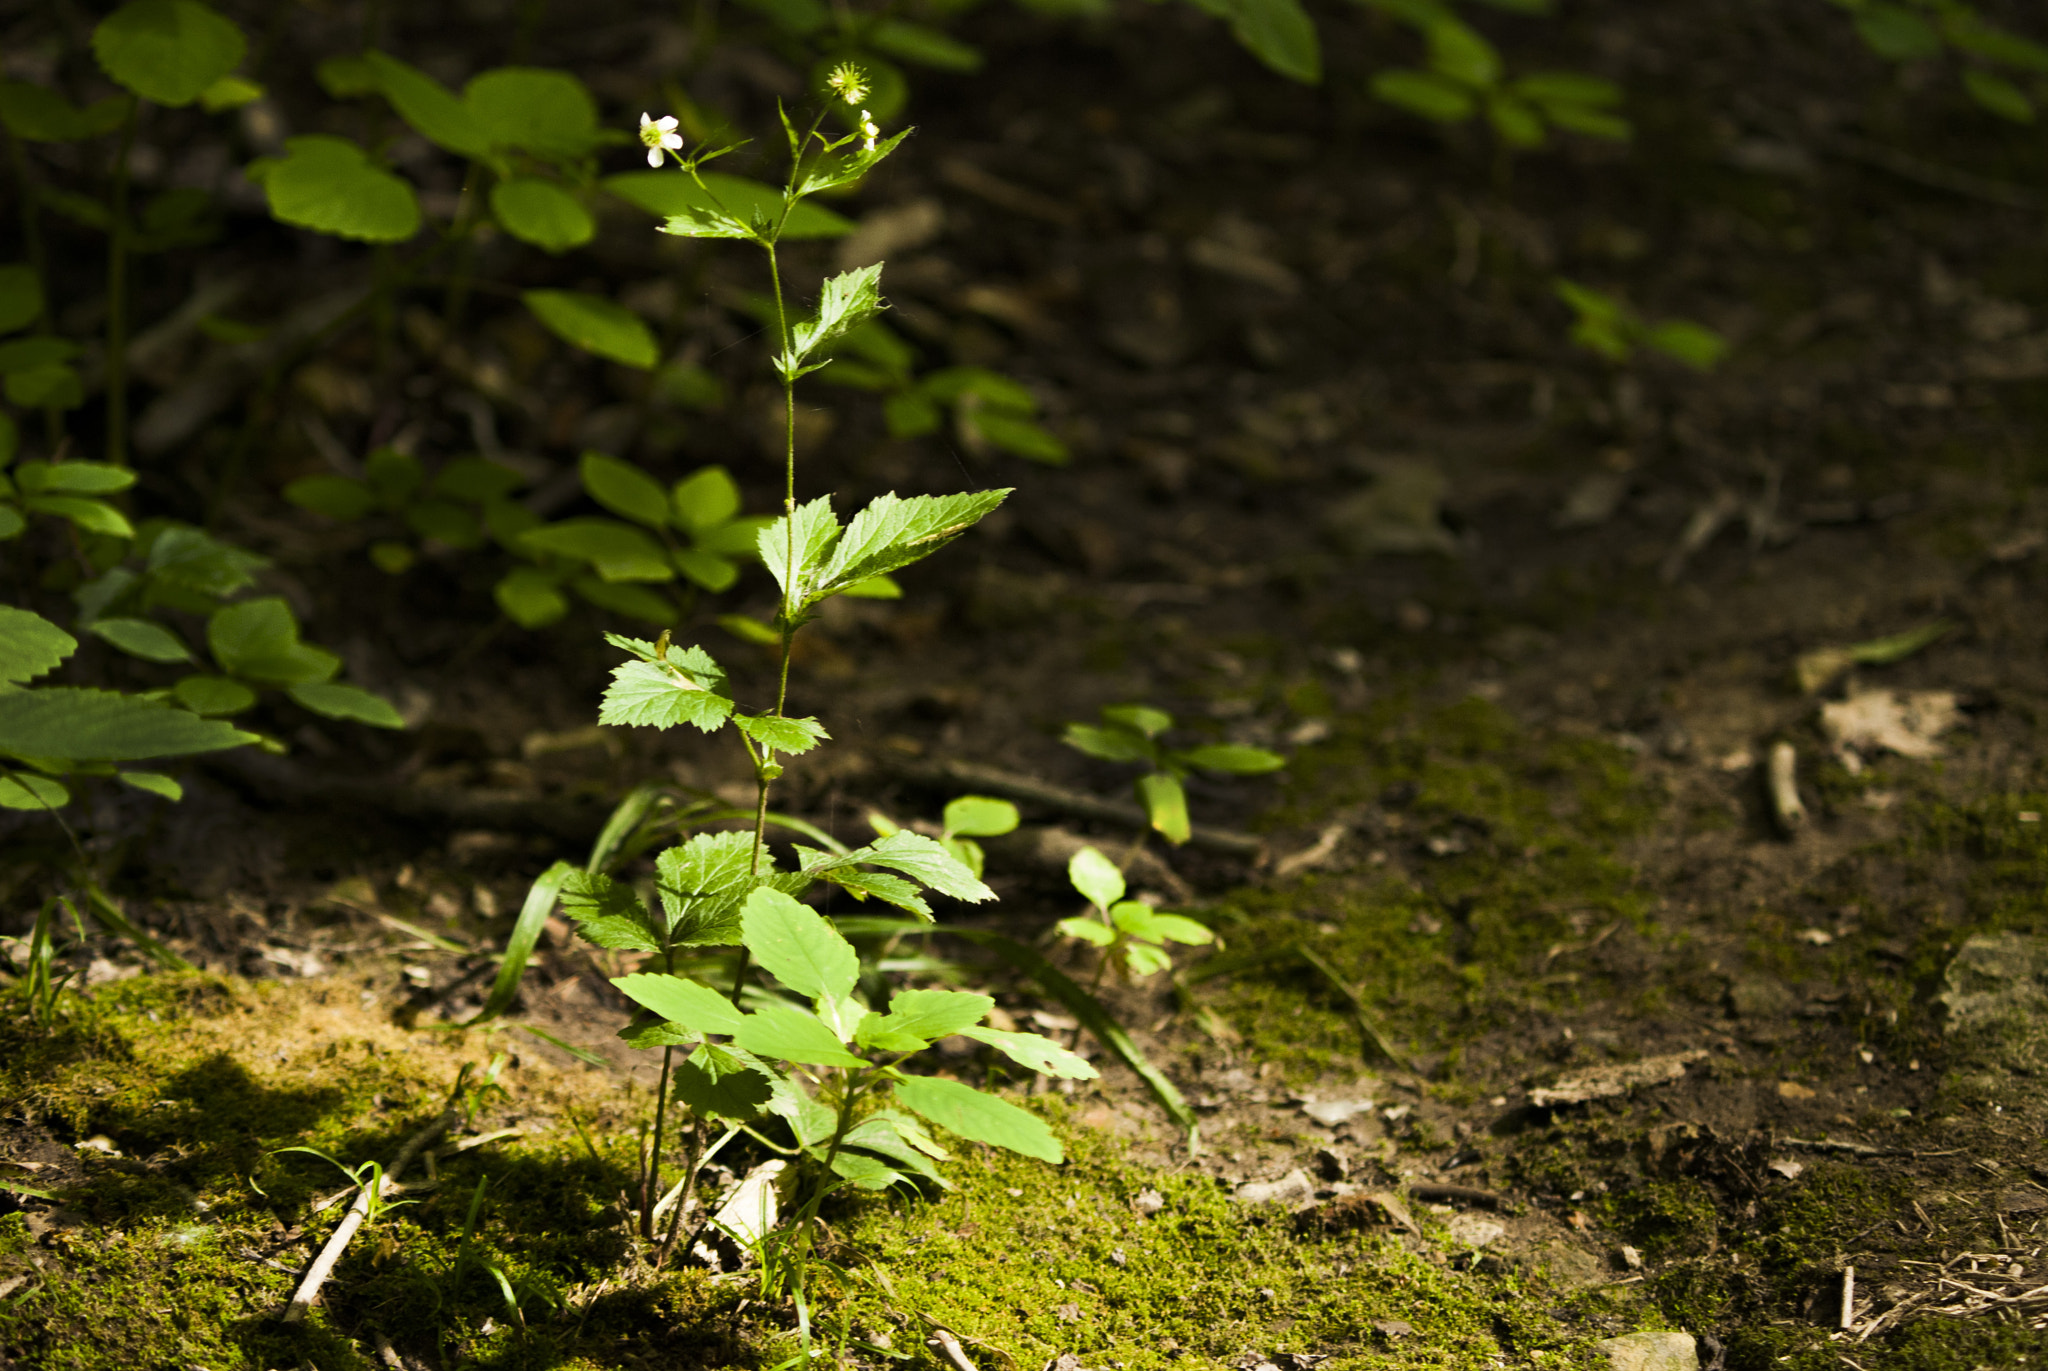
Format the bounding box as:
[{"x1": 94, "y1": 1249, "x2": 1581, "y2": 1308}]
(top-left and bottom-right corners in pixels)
[
  {"x1": 282, "y1": 1108, "x2": 456, "y2": 1323},
  {"x1": 1840, "y1": 1265, "x2": 1857, "y2": 1331},
  {"x1": 1766, "y1": 741, "x2": 1806, "y2": 835}
]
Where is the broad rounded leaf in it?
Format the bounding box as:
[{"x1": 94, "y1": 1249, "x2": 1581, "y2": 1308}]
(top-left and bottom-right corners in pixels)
[
  {"x1": 0, "y1": 773, "x2": 69, "y2": 810},
  {"x1": 17, "y1": 461, "x2": 136, "y2": 495},
  {"x1": 959, "y1": 1025, "x2": 1097, "y2": 1079},
  {"x1": 671, "y1": 466, "x2": 741, "y2": 532},
  {"x1": 1425, "y1": 16, "x2": 1500, "y2": 87},
  {"x1": 207, "y1": 597, "x2": 339, "y2": 686},
  {"x1": 24, "y1": 496, "x2": 133, "y2": 538},
  {"x1": 580, "y1": 451, "x2": 671, "y2": 528},
  {"x1": 894, "y1": 1075, "x2": 1062, "y2": 1162},
  {"x1": 673, "y1": 548, "x2": 739, "y2": 593},
  {"x1": 289, "y1": 681, "x2": 405, "y2": 728},
  {"x1": 1963, "y1": 68, "x2": 2035, "y2": 124},
  {"x1": 740, "y1": 886, "x2": 858, "y2": 1003},
  {"x1": 117, "y1": 770, "x2": 182, "y2": 801},
  {"x1": 94, "y1": 0, "x2": 246, "y2": 108},
  {"x1": 943, "y1": 794, "x2": 1018, "y2": 839},
  {"x1": 1067, "y1": 846, "x2": 1125, "y2": 911},
  {"x1": 489, "y1": 177, "x2": 595, "y2": 252},
  {"x1": 0, "y1": 606, "x2": 76, "y2": 683},
  {"x1": 520, "y1": 518, "x2": 673, "y2": 581},
  {"x1": 88, "y1": 617, "x2": 192, "y2": 664},
  {"x1": 0, "y1": 686, "x2": 253, "y2": 761},
  {"x1": 1226, "y1": 0, "x2": 1320, "y2": 84},
  {"x1": 260, "y1": 135, "x2": 420, "y2": 243},
  {"x1": 733, "y1": 1001, "x2": 864, "y2": 1067},
  {"x1": 364, "y1": 50, "x2": 489, "y2": 158},
  {"x1": 173, "y1": 675, "x2": 256, "y2": 716},
  {"x1": 523, "y1": 289, "x2": 658, "y2": 368},
  {"x1": 495, "y1": 566, "x2": 569, "y2": 628},
  {"x1": 465, "y1": 67, "x2": 602, "y2": 159}
]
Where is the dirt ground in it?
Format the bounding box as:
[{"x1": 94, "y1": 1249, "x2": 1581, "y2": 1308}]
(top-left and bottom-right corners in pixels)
[{"x1": 7, "y1": 0, "x2": 2048, "y2": 1367}]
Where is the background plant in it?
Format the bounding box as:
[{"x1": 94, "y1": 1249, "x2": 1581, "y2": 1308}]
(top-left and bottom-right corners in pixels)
[
  {"x1": 1063, "y1": 703, "x2": 1286, "y2": 846},
  {"x1": 1056, "y1": 845, "x2": 1216, "y2": 984}
]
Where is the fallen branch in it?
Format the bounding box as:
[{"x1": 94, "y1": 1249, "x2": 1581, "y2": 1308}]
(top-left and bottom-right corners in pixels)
[
  {"x1": 282, "y1": 1108, "x2": 456, "y2": 1323},
  {"x1": 1409, "y1": 1182, "x2": 1511, "y2": 1210}
]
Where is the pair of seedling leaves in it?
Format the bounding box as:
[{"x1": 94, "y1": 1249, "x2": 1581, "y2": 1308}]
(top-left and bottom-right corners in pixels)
[
  {"x1": 1056, "y1": 846, "x2": 1216, "y2": 980},
  {"x1": 1063, "y1": 704, "x2": 1285, "y2": 846},
  {"x1": 1829, "y1": 0, "x2": 2048, "y2": 124},
  {"x1": 1553, "y1": 279, "x2": 1727, "y2": 373},
  {"x1": 597, "y1": 883, "x2": 1091, "y2": 1178}
]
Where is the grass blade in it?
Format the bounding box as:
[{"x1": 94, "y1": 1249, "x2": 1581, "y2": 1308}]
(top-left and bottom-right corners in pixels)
[{"x1": 465, "y1": 860, "x2": 574, "y2": 1027}]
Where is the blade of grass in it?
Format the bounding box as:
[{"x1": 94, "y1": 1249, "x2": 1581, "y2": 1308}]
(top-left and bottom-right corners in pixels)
[{"x1": 465, "y1": 861, "x2": 574, "y2": 1027}]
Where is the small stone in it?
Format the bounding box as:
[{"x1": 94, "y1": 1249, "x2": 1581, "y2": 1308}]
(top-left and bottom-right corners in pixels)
[
  {"x1": 1766, "y1": 1158, "x2": 1804, "y2": 1180},
  {"x1": 1776, "y1": 1081, "x2": 1816, "y2": 1101},
  {"x1": 1373, "y1": 1319, "x2": 1414, "y2": 1340},
  {"x1": 1300, "y1": 1098, "x2": 1374, "y2": 1128},
  {"x1": 1592, "y1": 1331, "x2": 1699, "y2": 1371},
  {"x1": 1619, "y1": 1245, "x2": 1643, "y2": 1270},
  {"x1": 1447, "y1": 1214, "x2": 1505, "y2": 1248},
  {"x1": 1234, "y1": 1169, "x2": 1316, "y2": 1208},
  {"x1": 1132, "y1": 1188, "x2": 1166, "y2": 1216}
]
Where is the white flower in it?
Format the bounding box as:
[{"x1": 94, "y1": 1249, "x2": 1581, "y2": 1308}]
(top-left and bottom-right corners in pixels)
[
  {"x1": 858, "y1": 109, "x2": 880, "y2": 152},
  {"x1": 639, "y1": 112, "x2": 683, "y2": 168}
]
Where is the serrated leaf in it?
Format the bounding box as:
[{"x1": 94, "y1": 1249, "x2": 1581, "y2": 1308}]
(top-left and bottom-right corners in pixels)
[
  {"x1": 740, "y1": 885, "x2": 857, "y2": 1001},
  {"x1": 796, "y1": 127, "x2": 912, "y2": 196},
  {"x1": 1179, "y1": 743, "x2": 1286, "y2": 775},
  {"x1": 858, "y1": 988, "x2": 993, "y2": 1052},
  {"x1": 959, "y1": 1025, "x2": 1098, "y2": 1079},
  {"x1": 809, "y1": 489, "x2": 1010, "y2": 601},
  {"x1": 598, "y1": 659, "x2": 734, "y2": 732},
  {"x1": 734, "y1": 1000, "x2": 865, "y2": 1067},
  {"x1": 672, "y1": 1043, "x2": 777, "y2": 1120},
  {"x1": 894, "y1": 1075, "x2": 1061, "y2": 1162},
  {"x1": 604, "y1": 171, "x2": 854, "y2": 239},
  {"x1": 1067, "y1": 846, "x2": 1125, "y2": 910},
  {"x1": 658, "y1": 203, "x2": 758, "y2": 239},
  {"x1": 0, "y1": 687, "x2": 253, "y2": 762},
  {"x1": 757, "y1": 496, "x2": 842, "y2": 606},
  {"x1": 812, "y1": 829, "x2": 996, "y2": 904},
  {"x1": 558, "y1": 869, "x2": 659, "y2": 950},
  {"x1": 654, "y1": 830, "x2": 760, "y2": 945},
  {"x1": 733, "y1": 713, "x2": 828, "y2": 755},
  {"x1": 818, "y1": 867, "x2": 930, "y2": 918},
  {"x1": 835, "y1": 1116, "x2": 950, "y2": 1188},
  {"x1": 785, "y1": 264, "x2": 885, "y2": 372},
  {"x1": 94, "y1": 0, "x2": 246, "y2": 108},
  {"x1": 0, "y1": 606, "x2": 76, "y2": 683},
  {"x1": 613, "y1": 971, "x2": 748, "y2": 1036}
]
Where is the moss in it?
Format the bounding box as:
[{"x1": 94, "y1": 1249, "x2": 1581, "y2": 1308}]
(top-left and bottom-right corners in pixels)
[{"x1": 1604, "y1": 1178, "x2": 1718, "y2": 1261}]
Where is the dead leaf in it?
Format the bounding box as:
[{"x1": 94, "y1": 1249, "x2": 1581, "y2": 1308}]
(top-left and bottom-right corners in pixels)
[
  {"x1": 1529, "y1": 1050, "x2": 1707, "y2": 1106},
  {"x1": 1820, "y1": 689, "x2": 1962, "y2": 771},
  {"x1": 1776, "y1": 1081, "x2": 1816, "y2": 1100}
]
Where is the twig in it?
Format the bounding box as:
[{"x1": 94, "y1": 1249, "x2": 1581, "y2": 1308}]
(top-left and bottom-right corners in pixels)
[
  {"x1": 920, "y1": 1319, "x2": 982, "y2": 1371},
  {"x1": 1840, "y1": 1265, "x2": 1856, "y2": 1331},
  {"x1": 891, "y1": 757, "x2": 1266, "y2": 858},
  {"x1": 1766, "y1": 741, "x2": 1806, "y2": 835},
  {"x1": 282, "y1": 1109, "x2": 456, "y2": 1323},
  {"x1": 1409, "y1": 1183, "x2": 1511, "y2": 1210}
]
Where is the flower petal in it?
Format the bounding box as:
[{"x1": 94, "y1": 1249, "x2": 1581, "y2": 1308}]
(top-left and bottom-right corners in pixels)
[{"x1": 647, "y1": 147, "x2": 663, "y2": 167}]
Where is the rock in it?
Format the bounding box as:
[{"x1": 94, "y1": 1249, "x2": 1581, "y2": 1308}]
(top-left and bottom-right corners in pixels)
[
  {"x1": 1300, "y1": 1098, "x2": 1374, "y2": 1127},
  {"x1": 1942, "y1": 933, "x2": 2048, "y2": 1031},
  {"x1": 1592, "y1": 1331, "x2": 1698, "y2": 1371},
  {"x1": 1132, "y1": 1187, "x2": 1166, "y2": 1216},
  {"x1": 1529, "y1": 1050, "x2": 1707, "y2": 1107},
  {"x1": 1446, "y1": 1213, "x2": 1505, "y2": 1248},
  {"x1": 1234, "y1": 1168, "x2": 1315, "y2": 1208}
]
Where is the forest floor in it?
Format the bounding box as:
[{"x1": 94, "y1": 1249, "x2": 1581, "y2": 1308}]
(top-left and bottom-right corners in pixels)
[{"x1": 7, "y1": 0, "x2": 2048, "y2": 1368}]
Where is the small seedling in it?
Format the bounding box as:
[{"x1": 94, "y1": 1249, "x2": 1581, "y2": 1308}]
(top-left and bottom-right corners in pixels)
[
  {"x1": 1828, "y1": 0, "x2": 2048, "y2": 123},
  {"x1": 1056, "y1": 846, "x2": 1215, "y2": 983},
  {"x1": 1554, "y1": 279, "x2": 1727, "y2": 372},
  {"x1": 1062, "y1": 703, "x2": 1285, "y2": 845}
]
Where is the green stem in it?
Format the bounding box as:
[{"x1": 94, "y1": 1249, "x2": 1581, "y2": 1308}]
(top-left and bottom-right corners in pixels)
[
  {"x1": 104, "y1": 96, "x2": 138, "y2": 466},
  {"x1": 643, "y1": 1043, "x2": 674, "y2": 1240}
]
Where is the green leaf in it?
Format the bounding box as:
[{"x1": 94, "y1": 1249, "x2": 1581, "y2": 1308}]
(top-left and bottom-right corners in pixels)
[
  {"x1": 717, "y1": 613, "x2": 781, "y2": 645},
  {"x1": 208, "y1": 598, "x2": 339, "y2": 686},
  {"x1": 817, "y1": 830, "x2": 997, "y2": 904},
  {"x1": 673, "y1": 548, "x2": 739, "y2": 593},
  {"x1": 734, "y1": 1001, "x2": 865, "y2": 1067},
  {"x1": 172, "y1": 675, "x2": 256, "y2": 716},
  {"x1": 1511, "y1": 71, "x2": 1623, "y2": 108},
  {"x1": 464, "y1": 67, "x2": 604, "y2": 160},
  {"x1": 1852, "y1": 2, "x2": 1942, "y2": 59},
  {"x1": 1224, "y1": 0, "x2": 1321, "y2": 83},
  {"x1": 795, "y1": 128, "x2": 911, "y2": 197},
  {"x1": 1486, "y1": 91, "x2": 1546, "y2": 148},
  {"x1": 0, "y1": 265, "x2": 43, "y2": 334},
  {"x1": 671, "y1": 466, "x2": 742, "y2": 533},
  {"x1": 869, "y1": 19, "x2": 984, "y2": 71},
  {"x1": 758, "y1": 496, "x2": 843, "y2": 607},
  {"x1": 522, "y1": 289, "x2": 658, "y2": 369},
  {"x1": 943, "y1": 795, "x2": 1018, "y2": 839},
  {"x1": 893, "y1": 1076, "x2": 1061, "y2": 1162},
  {"x1": 0, "y1": 82, "x2": 126, "y2": 142},
  {"x1": 733, "y1": 714, "x2": 828, "y2": 756},
  {"x1": 4, "y1": 362, "x2": 83, "y2": 411},
  {"x1": 1137, "y1": 771, "x2": 1191, "y2": 845},
  {"x1": 117, "y1": 769, "x2": 182, "y2": 800},
  {"x1": 858, "y1": 988, "x2": 993, "y2": 1051},
  {"x1": 785, "y1": 264, "x2": 887, "y2": 374},
  {"x1": 558, "y1": 869, "x2": 658, "y2": 951},
  {"x1": 580, "y1": 452, "x2": 671, "y2": 529},
  {"x1": 495, "y1": 566, "x2": 569, "y2": 628},
  {"x1": 1642, "y1": 319, "x2": 1728, "y2": 372},
  {"x1": 1371, "y1": 68, "x2": 1476, "y2": 122},
  {"x1": 613, "y1": 972, "x2": 748, "y2": 1037},
  {"x1": 816, "y1": 866, "x2": 930, "y2": 919},
  {"x1": 364, "y1": 50, "x2": 489, "y2": 157},
  {"x1": 811, "y1": 489, "x2": 1011, "y2": 601},
  {"x1": 198, "y1": 73, "x2": 261, "y2": 111},
  {"x1": 1539, "y1": 103, "x2": 1630, "y2": 141},
  {"x1": 490, "y1": 177, "x2": 594, "y2": 252},
  {"x1": 1963, "y1": 68, "x2": 2034, "y2": 124},
  {"x1": 0, "y1": 772, "x2": 68, "y2": 810},
  {"x1": 959, "y1": 1025, "x2": 1098, "y2": 1079},
  {"x1": 284, "y1": 473, "x2": 376, "y2": 521},
  {"x1": 1067, "y1": 846, "x2": 1125, "y2": 910},
  {"x1": 0, "y1": 606, "x2": 76, "y2": 683},
  {"x1": 1117, "y1": 905, "x2": 1214, "y2": 946},
  {"x1": 88, "y1": 617, "x2": 191, "y2": 664},
  {"x1": 434, "y1": 456, "x2": 526, "y2": 502},
  {"x1": 740, "y1": 885, "x2": 858, "y2": 1002},
  {"x1": 1425, "y1": 15, "x2": 1500, "y2": 86},
  {"x1": 671, "y1": 1044, "x2": 776, "y2": 1120},
  {"x1": 963, "y1": 410, "x2": 1069, "y2": 465},
  {"x1": 520, "y1": 518, "x2": 674, "y2": 580},
  {"x1": 258, "y1": 135, "x2": 421, "y2": 243},
  {"x1": 1056, "y1": 916, "x2": 1114, "y2": 947},
  {"x1": 1179, "y1": 743, "x2": 1286, "y2": 774},
  {"x1": 833, "y1": 1116, "x2": 947, "y2": 1188},
  {"x1": 657, "y1": 203, "x2": 758, "y2": 240},
  {"x1": 289, "y1": 681, "x2": 405, "y2": 729},
  {"x1": 24, "y1": 496, "x2": 132, "y2": 538},
  {"x1": 0, "y1": 687, "x2": 253, "y2": 762},
  {"x1": 0, "y1": 337, "x2": 80, "y2": 373},
  {"x1": 405, "y1": 498, "x2": 482, "y2": 548},
  {"x1": 885, "y1": 390, "x2": 943, "y2": 438},
  {"x1": 1062, "y1": 722, "x2": 1156, "y2": 765},
  {"x1": 94, "y1": 0, "x2": 246, "y2": 108},
  {"x1": 599, "y1": 658, "x2": 734, "y2": 733},
  {"x1": 1104, "y1": 703, "x2": 1174, "y2": 738},
  {"x1": 604, "y1": 171, "x2": 854, "y2": 240},
  {"x1": 654, "y1": 829, "x2": 762, "y2": 945}
]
